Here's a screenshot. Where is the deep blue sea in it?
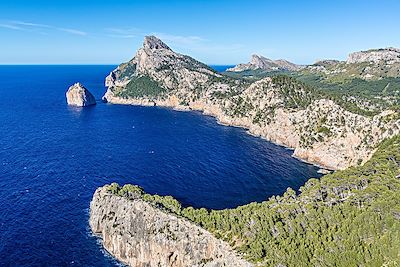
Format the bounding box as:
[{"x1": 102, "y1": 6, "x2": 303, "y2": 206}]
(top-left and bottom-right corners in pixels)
[
  {"x1": 0, "y1": 65, "x2": 321, "y2": 266},
  {"x1": 210, "y1": 65, "x2": 235, "y2": 72}
]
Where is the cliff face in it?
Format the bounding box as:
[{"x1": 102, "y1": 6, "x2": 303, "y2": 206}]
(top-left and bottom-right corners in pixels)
[
  {"x1": 347, "y1": 47, "x2": 400, "y2": 64},
  {"x1": 89, "y1": 186, "x2": 252, "y2": 267},
  {"x1": 88, "y1": 137, "x2": 400, "y2": 267},
  {"x1": 304, "y1": 47, "x2": 400, "y2": 80},
  {"x1": 102, "y1": 36, "x2": 400, "y2": 170}
]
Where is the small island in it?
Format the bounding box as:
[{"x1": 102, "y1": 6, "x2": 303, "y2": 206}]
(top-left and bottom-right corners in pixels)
[{"x1": 66, "y1": 83, "x2": 96, "y2": 107}]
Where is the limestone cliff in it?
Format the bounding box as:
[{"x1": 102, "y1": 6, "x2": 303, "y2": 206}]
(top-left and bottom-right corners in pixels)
[
  {"x1": 89, "y1": 186, "x2": 252, "y2": 267},
  {"x1": 66, "y1": 83, "x2": 96, "y2": 107},
  {"x1": 347, "y1": 47, "x2": 400, "y2": 64},
  {"x1": 304, "y1": 47, "x2": 400, "y2": 80},
  {"x1": 102, "y1": 36, "x2": 400, "y2": 170}
]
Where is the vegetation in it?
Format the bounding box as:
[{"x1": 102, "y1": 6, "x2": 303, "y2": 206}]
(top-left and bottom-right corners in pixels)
[
  {"x1": 108, "y1": 135, "x2": 400, "y2": 266},
  {"x1": 224, "y1": 68, "x2": 399, "y2": 117},
  {"x1": 271, "y1": 75, "x2": 321, "y2": 109},
  {"x1": 116, "y1": 75, "x2": 166, "y2": 98},
  {"x1": 293, "y1": 72, "x2": 400, "y2": 113}
]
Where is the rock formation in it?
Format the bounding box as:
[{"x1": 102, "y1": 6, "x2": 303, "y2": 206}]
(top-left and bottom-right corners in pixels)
[
  {"x1": 66, "y1": 83, "x2": 96, "y2": 107},
  {"x1": 89, "y1": 186, "x2": 252, "y2": 267},
  {"x1": 102, "y1": 36, "x2": 400, "y2": 170},
  {"x1": 304, "y1": 47, "x2": 400, "y2": 80},
  {"x1": 226, "y1": 54, "x2": 302, "y2": 72},
  {"x1": 347, "y1": 47, "x2": 400, "y2": 64}
]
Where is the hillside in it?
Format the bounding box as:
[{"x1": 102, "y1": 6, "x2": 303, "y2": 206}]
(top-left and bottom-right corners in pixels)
[
  {"x1": 97, "y1": 135, "x2": 400, "y2": 266},
  {"x1": 103, "y1": 36, "x2": 400, "y2": 170},
  {"x1": 226, "y1": 48, "x2": 400, "y2": 115}
]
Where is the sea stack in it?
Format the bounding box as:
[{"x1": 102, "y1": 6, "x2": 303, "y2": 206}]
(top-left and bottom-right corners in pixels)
[{"x1": 66, "y1": 83, "x2": 96, "y2": 107}]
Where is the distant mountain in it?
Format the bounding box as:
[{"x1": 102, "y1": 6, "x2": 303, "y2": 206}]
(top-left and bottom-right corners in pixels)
[
  {"x1": 226, "y1": 54, "x2": 302, "y2": 72},
  {"x1": 304, "y1": 47, "x2": 400, "y2": 80},
  {"x1": 228, "y1": 48, "x2": 400, "y2": 81},
  {"x1": 347, "y1": 47, "x2": 400, "y2": 64}
]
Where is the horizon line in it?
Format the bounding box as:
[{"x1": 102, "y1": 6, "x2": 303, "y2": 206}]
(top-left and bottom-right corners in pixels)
[{"x1": 0, "y1": 63, "x2": 237, "y2": 66}]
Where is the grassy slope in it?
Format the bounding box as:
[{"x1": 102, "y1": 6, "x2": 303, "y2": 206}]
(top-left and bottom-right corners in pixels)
[{"x1": 107, "y1": 135, "x2": 400, "y2": 267}]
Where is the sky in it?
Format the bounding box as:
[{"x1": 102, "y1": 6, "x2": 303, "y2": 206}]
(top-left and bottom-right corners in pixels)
[{"x1": 0, "y1": 0, "x2": 399, "y2": 65}]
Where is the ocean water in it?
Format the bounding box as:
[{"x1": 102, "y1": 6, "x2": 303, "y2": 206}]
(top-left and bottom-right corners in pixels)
[
  {"x1": 0, "y1": 65, "x2": 321, "y2": 266},
  {"x1": 209, "y1": 65, "x2": 235, "y2": 72}
]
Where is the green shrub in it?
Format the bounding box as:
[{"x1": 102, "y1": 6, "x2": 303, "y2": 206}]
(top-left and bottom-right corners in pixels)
[{"x1": 117, "y1": 75, "x2": 167, "y2": 98}]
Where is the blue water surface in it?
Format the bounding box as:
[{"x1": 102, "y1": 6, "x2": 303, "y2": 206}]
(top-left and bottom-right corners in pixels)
[
  {"x1": 210, "y1": 65, "x2": 235, "y2": 72},
  {"x1": 0, "y1": 65, "x2": 321, "y2": 266}
]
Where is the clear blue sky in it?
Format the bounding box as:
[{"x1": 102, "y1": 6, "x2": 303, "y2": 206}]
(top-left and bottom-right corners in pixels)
[{"x1": 1, "y1": 0, "x2": 399, "y2": 65}]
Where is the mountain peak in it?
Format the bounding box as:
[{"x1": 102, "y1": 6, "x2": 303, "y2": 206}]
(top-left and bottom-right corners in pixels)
[
  {"x1": 143, "y1": 36, "x2": 171, "y2": 50},
  {"x1": 251, "y1": 54, "x2": 263, "y2": 59},
  {"x1": 250, "y1": 54, "x2": 272, "y2": 65},
  {"x1": 227, "y1": 54, "x2": 300, "y2": 72}
]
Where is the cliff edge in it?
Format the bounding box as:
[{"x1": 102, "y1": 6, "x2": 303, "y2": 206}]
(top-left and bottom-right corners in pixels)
[{"x1": 89, "y1": 186, "x2": 252, "y2": 267}]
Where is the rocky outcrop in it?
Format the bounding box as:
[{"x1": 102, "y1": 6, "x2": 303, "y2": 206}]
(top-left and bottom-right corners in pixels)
[
  {"x1": 66, "y1": 83, "x2": 96, "y2": 106},
  {"x1": 226, "y1": 54, "x2": 302, "y2": 72},
  {"x1": 102, "y1": 36, "x2": 400, "y2": 170},
  {"x1": 347, "y1": 47, "x2": 400, "y2": 64},
  {"x1": 304, "y1": 47, "x2": 400, "y2": 80},
  {"x1": 89, "y1": 186, "x2": 252, "y2": 267}
]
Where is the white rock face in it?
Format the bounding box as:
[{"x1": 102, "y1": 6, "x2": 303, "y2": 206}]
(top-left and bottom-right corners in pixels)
[
  {"x1": 347, "y1": 47, "x2": 400, "y2": 64},
  {"x1": 103, "y1": 36, "x2": 400, "y2": 170},
  {"x1": 66, "y1": 83, "x2": 96, "y2": 107},
  {"x1": 227, "y1": 54, "x2": 302, "y2": 72},
  {"x1": 89, "y1": 186, "x2": 253, "y2": 267}
]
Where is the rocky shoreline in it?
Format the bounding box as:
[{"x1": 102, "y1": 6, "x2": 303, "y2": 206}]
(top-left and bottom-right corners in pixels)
[
  {"x1": 89, "y1": 186, "x2": 253, "y2": 267},
  {"x1": 103, "y1": 89, "x2": 398, "y2": 171},
  {"x1": 104, "y1": 92, "x2": 333, "y2": 171},
  {"x1": 101, "y1": 36, "x2": 399, "y2": 171}
]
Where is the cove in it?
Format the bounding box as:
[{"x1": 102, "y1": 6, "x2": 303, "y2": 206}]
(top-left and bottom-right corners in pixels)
[{"x1": 0, "y1": 65, "x2": 321, "y2": 266}]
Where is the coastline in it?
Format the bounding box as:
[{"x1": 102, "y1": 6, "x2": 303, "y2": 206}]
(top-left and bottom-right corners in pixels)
[
  {"x1": 103, "y1": 94, "x2": 335, "y2": 172},
  {"x1": 89, "y1": 186, "x2": 253, "y2": 267}
]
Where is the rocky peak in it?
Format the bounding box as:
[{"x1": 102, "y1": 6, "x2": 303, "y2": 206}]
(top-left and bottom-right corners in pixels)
[
  {"x1": 143, "y1": 35, "x2": 171, "y2": 50},
  {"x1": 104, "y1": 36, "x2": 220, "y2": 95},
  {"x1": 227, "y1": 54, "x2": 301, "y2": 72},
  {"x1": 250, "y1": 54, "x2": 274, "y2": 68}
]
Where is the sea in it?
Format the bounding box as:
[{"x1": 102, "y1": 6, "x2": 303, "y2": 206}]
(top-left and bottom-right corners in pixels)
[{"x1": 0, "y1": 65, "x2": 321, "y2": 266}]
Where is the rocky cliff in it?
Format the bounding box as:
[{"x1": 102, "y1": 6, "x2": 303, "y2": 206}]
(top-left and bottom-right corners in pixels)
[
  {"x1": 347, "y1": 47, "x2": 400, "y2": 64},
  {"x1": 66, "y1": 83, "x2": 96, "y2": 107},
  {"x1": 89, "y1": 185, "x2": 252, "y2": 267},
  {"x1": 303, "y1": 47, "x2": 400, "y2": 80},
  {"x1": 226, "y1": 54, "x2": 301, "y2": 72},
  {"x1": 102, "y1": 36, "x2": 400, "y2": 170}
]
